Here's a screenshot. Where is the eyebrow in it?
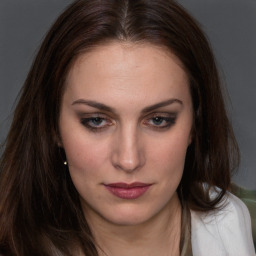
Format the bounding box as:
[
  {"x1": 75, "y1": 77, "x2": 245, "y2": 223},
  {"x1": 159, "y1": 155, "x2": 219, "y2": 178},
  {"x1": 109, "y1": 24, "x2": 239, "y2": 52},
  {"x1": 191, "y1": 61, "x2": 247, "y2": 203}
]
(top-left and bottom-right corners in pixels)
[
  {"x1": 72, "y1": 99, "x2": 114, "y2": 112},
  {"x1": 141, "y1": 98, "x2": 183, "y2": 113},
  {"x1": 71, "y1": 98, "x2": 183, "y2": 113}
]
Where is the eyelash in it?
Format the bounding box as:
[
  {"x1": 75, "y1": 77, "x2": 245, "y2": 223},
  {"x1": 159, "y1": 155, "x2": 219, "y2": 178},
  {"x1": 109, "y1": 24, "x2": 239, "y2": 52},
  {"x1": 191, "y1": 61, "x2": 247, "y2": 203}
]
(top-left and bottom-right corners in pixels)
[
  {"x1": 80, "y1": 113, "x2": 177, "y2": 133},
  {"x1": 143, "y1": 115, "x2": 177, "y2": 130},
  {"x1": 80, "y1": 116, "x2": 112, "y2": 132}
]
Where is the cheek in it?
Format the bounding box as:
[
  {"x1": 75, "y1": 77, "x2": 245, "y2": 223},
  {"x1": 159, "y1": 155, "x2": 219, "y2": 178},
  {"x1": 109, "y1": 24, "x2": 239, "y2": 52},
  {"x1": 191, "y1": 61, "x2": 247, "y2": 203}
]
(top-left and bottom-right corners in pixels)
[
  {"x1": 63, "y1": 137, "x2": 110, "y2": 198},
  {"x1": 149, "y1": 131, "x2": 190, "y2": 169},
  {"x1": 61, "y1": 130, "x2": 110, "y2": 178},
  {"x1": 68, "y1": 142, "x2": 108, "y2": 169},
  {"x1": 151, "y1": 146, "x2": 186, "y2": 188},
  {"x1": 146, "y1": 128, "x2": 191, "y2": 193},
  {"x1": 59, "y1": 107, "x2": 108, "y2": 169}
]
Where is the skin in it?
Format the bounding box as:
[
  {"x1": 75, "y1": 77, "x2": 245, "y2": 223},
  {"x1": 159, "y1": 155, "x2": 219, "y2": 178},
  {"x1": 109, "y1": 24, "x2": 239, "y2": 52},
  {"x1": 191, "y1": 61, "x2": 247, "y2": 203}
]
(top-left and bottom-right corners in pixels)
[{"x1": 59, "y1": 41, "x2": 193, "y2": 256}]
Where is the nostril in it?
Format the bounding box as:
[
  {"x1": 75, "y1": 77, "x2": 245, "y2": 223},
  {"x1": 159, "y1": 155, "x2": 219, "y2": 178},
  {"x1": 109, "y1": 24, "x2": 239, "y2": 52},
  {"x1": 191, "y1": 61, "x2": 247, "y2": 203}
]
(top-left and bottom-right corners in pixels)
[
  {"x1": 111, "y1": 146, "x2": 145, "y2": 172},
  {"x1": 113, "y1": 156, "x2": 142, "y2": 172}
]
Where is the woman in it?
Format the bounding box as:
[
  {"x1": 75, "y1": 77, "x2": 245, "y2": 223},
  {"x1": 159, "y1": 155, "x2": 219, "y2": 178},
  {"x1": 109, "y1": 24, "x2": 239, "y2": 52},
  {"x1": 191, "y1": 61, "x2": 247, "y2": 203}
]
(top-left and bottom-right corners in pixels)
[{"x1": 0, "y1": 0, "x2": 255, "y2": 255}]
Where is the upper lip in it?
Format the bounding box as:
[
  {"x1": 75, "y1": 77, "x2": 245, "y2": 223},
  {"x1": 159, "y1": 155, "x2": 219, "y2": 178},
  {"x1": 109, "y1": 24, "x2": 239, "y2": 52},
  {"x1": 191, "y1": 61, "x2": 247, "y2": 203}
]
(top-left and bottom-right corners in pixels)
[{"x1": 104, "y1": 182, "x2": 151, "y2": 188}]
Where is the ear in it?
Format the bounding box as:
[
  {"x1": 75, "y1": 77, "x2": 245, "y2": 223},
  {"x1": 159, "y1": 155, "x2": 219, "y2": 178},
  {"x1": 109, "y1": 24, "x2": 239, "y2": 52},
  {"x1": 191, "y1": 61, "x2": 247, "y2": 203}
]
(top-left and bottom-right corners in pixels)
[
  {"x1": 54, "y1": 132, "x2": 63, "y2": 147},
  {"x1": 188, "y1": 134, "x2": 192, "y2": 145},
  {"x1": 57, "y1": 140, "x2": 63, "y2": 147},
  {"x1": 188, "y1": 125, "x2": 195, "y2": 146}
]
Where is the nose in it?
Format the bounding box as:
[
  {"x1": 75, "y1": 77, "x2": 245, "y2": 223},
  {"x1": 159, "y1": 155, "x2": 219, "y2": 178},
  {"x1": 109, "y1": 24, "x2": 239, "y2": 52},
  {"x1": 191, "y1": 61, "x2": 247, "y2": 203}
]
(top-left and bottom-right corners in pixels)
[{"x1": 111, "y1": 127, "x2": 145, "y2": 173}]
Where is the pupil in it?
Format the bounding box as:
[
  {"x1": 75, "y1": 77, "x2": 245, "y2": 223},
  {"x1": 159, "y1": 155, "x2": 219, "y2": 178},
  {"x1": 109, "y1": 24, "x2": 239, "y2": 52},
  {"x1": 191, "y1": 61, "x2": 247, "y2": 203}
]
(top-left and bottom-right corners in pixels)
[
  {"x1": 92, "y1": 117, "x2": 102, "y2": 125},
  {"x1": 153, "y1": 117, "x2": 163, "y2": 125}
]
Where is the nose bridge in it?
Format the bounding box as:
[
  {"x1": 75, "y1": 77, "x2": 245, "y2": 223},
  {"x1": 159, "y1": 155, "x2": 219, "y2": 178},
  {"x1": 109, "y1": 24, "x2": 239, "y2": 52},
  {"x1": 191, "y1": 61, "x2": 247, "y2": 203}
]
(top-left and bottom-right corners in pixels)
[{"x1": 112, "y1": 124, "x2": 144, "y2": 172}]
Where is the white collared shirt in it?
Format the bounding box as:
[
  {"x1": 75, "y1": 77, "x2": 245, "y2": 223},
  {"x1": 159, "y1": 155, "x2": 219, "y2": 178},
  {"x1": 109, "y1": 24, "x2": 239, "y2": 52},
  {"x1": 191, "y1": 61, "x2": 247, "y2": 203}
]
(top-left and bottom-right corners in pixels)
[{"x1": 191, "y1": 192, "x2": 255, "y2": 255}]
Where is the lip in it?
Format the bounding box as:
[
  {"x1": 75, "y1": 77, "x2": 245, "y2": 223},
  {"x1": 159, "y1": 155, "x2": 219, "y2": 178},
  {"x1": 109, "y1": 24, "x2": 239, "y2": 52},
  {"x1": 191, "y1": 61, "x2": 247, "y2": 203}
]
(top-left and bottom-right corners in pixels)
[{"x1": 104, "y1": 182, "x2": 152, "y2": 199}]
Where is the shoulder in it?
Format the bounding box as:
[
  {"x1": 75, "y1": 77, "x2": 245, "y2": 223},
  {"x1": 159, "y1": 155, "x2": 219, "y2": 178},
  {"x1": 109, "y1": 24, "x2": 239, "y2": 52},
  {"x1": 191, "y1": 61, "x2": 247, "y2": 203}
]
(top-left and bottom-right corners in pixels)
[{"x1": 191, "y1": 191, "x2": 255, "y2": 256}]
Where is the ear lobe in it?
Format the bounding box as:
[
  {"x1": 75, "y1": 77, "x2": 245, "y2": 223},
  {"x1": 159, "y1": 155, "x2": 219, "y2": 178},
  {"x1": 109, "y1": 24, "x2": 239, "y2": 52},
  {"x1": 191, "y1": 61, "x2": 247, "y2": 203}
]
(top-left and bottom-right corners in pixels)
[
  {"x1": 188, "y1": 135, "x2": 192, "y2": 145},
  {"x1": 57, "y1": 141, "x2": 63, "y2": 147},
  {"x1": 54, "y1": 132, "x2": 63, "y2": 147},
  {"x1": 188, "y1": 134, "x2": 192, "y2": 146},
  {"x1": 188, "y1": 126, "x2": 195, "y2": 146}
]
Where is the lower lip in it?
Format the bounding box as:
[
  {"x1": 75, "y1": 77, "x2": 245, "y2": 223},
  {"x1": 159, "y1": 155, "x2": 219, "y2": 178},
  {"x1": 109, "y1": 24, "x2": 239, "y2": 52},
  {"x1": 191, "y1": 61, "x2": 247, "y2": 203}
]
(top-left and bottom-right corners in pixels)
[{"x1": 105, "y1": 185, "x2": 151, "y2": 199}]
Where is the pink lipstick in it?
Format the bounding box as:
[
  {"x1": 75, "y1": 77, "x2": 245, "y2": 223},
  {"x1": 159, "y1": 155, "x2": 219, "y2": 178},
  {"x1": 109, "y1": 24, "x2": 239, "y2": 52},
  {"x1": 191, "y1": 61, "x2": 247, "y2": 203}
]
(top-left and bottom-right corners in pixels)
[{"x1": 104, "y1": 182, "x2": 151, "y2": 199}]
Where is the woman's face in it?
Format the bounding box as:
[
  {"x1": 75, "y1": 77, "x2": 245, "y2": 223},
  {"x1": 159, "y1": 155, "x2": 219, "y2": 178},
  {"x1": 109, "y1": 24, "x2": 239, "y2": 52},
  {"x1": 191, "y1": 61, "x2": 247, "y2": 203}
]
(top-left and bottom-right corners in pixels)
[{"x1": 59, "y1": 42, "x2": 193, "y2": 226}]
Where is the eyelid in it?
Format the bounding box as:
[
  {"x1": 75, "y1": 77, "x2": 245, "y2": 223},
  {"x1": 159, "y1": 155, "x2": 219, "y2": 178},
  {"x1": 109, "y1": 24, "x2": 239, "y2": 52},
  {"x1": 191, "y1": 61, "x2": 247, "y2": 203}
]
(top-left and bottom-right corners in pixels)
[
  {"x1": 77, "y1": 111, "x2": 108, "y2": 117},
  {"x1": 79, "y1": 113, "x2": 114, "y2": 132},
  {"x1": 143, "y1": 111, "x2": 177, "y2": 119},
  {"x1": 75, "y1": 108, "x2": 118, "y2": 120},
  {"x1": 78, "y1": 111, "x2": 178, "y2": 133},
  {"x1": 142, "y1": 112, "x2": 177, "y2": 129}
]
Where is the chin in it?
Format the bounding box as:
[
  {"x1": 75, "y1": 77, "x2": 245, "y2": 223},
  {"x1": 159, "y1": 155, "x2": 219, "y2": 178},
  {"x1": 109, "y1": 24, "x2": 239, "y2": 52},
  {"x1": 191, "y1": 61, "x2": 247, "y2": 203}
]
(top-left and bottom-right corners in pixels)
[
  {"x1": 99, "y1": 204, "x2": 161, "y2": 227},
  {"x1": 104, "y1": 214, "x2": 152, "y2": 227}
]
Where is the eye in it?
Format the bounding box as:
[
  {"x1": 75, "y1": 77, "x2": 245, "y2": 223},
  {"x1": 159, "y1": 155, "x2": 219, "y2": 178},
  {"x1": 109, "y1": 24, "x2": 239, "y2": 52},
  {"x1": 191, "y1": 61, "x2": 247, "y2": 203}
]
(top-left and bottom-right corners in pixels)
[
  {"x1": 151, "y1": 117, "x2": 166, "y2": 126},
  {"x1": 80, "y1": 116, "x2": 113, "y2": 132},
  {"x1": 143, "y1": 114, "x2": 177, "y2": 130},
  {"x1": 87, "y1": 117, "x2": 105, "y2": 126}
]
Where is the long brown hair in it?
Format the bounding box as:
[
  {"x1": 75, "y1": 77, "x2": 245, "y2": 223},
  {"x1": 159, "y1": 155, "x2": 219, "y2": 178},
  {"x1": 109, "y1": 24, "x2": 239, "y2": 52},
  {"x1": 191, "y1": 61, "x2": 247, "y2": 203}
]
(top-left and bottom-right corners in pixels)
[{"x1": 0, "y1": 0, "x2": 239, "y2": 255}]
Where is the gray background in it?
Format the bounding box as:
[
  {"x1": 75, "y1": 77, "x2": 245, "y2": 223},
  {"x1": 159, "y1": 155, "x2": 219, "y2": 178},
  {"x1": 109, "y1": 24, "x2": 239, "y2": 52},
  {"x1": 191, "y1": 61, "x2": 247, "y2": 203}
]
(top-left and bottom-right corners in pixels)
[{"x1": 0, "y1": 0, "x2": 255, "y2": 189}]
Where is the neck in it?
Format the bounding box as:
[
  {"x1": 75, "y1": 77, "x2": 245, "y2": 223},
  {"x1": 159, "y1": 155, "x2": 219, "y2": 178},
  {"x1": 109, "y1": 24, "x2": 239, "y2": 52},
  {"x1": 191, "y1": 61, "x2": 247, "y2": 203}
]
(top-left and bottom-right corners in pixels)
[{"x1": 85, "y1": 193, "x2": 182, "y2": 256}]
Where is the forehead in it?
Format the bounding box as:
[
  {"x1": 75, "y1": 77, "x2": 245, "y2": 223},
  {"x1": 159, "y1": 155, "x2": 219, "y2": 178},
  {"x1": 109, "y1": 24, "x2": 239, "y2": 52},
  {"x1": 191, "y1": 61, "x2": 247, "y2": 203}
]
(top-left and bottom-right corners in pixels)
[{"x1": 64, "y1": 41, "x2": 190, "y2": 108}]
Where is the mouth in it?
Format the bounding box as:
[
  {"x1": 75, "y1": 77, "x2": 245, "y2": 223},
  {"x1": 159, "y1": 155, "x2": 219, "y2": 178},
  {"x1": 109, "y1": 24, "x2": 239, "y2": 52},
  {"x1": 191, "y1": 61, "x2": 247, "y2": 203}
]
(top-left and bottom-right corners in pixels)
[{"x1": 104, "y1": 182, "x2": 152, "y2": 199}]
